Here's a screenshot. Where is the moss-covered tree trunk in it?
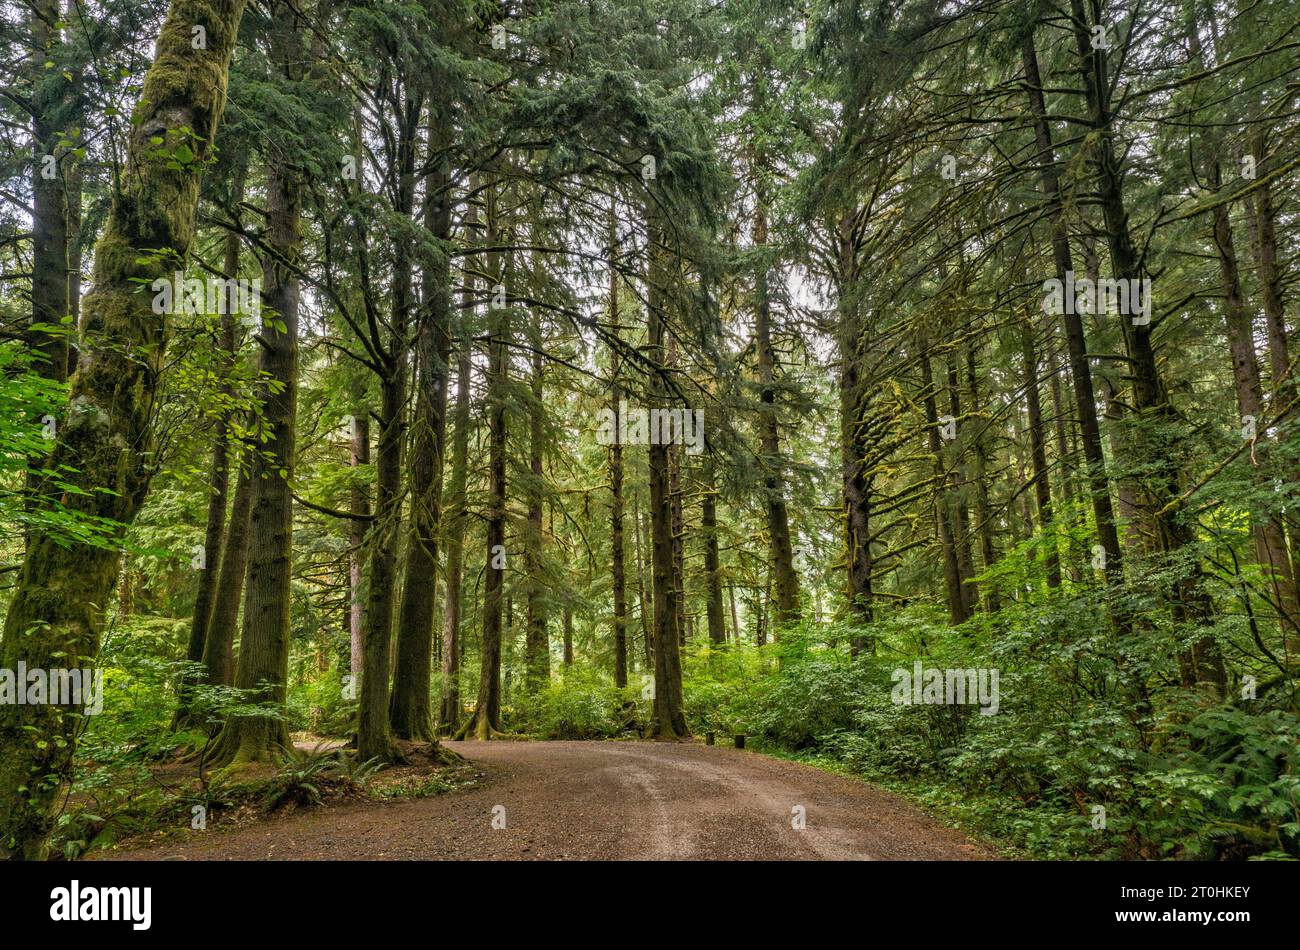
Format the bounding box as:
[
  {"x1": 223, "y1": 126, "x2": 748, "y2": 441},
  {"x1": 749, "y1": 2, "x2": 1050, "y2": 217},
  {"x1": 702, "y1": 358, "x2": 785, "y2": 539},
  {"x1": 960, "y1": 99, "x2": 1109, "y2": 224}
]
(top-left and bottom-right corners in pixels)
[{"x1": 0, "y1": 0, "x2": 248, "y2": 860}]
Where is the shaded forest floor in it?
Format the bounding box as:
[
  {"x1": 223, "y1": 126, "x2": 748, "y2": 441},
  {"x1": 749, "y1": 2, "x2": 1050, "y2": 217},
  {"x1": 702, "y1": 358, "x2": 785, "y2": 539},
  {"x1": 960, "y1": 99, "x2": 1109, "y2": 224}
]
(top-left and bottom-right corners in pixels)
[{"x1": 88, "y1": 741, "x2": 998, "y2": 860}]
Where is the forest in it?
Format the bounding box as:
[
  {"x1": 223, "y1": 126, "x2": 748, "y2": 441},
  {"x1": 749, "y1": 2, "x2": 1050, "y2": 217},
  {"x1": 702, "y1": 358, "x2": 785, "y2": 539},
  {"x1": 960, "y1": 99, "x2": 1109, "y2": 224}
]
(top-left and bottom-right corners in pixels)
[{"x1": 0, "y1": 0, "x2": 1298, "y2": 865}]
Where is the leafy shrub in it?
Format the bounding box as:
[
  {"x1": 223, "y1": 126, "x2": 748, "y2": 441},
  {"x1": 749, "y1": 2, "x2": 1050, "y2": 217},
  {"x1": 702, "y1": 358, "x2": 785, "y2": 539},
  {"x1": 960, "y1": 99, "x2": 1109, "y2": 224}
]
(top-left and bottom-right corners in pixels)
[{"x1": 511, "y1": 666, "x2": 636, "y2": 739}]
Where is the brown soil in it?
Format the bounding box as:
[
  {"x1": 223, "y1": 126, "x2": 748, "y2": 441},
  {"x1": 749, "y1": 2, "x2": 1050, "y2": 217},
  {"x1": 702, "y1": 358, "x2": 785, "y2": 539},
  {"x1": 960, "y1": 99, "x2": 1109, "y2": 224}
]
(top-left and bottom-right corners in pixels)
[{"x1": 90, "y1": 740, "x2": 998, "y2": 861}]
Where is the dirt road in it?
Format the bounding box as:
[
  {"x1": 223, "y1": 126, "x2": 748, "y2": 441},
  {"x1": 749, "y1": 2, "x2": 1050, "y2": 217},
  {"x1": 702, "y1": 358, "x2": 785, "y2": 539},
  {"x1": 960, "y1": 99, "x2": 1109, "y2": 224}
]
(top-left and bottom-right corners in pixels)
[{"x1": 95, "y1": 741, "x2": 996, "y2": 860}]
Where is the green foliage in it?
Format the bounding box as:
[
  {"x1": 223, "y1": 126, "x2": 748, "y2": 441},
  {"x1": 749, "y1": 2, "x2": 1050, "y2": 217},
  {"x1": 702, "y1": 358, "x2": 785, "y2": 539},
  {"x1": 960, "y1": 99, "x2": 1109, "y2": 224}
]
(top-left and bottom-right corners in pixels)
[
  {"x1": 262, "y1": 745, "x2": 382, "y2": 812},
  {"x1": 511, "y1": 666, "x2": 637, "y2": 739}
]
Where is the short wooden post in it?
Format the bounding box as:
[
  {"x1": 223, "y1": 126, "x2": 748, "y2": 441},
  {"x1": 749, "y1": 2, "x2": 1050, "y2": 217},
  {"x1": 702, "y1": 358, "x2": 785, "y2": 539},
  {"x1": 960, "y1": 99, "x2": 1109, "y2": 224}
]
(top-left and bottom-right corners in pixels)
[
  {"x1": 734, "y1": 734, "x2": 746, "y2": 749},
  {"x1": 705, "y1": 731, "x2": 715, "y2": 746}
]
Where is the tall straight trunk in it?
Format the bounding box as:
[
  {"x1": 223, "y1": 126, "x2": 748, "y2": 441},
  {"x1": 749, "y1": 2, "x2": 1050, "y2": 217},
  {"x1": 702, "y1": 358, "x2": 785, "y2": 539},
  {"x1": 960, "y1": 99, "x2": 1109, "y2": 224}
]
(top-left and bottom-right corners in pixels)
[
  {"x1": 358, "y1": 92, "x2": 421, "y2": 760},
  {"x1": 966, "y1": 346, "x2": 1000, "y2": 609},
  {"x1": 1020, "y1": 321, "x2": 1061, "y2": 588},
  {"x1": 608, "y1": 222, "x2": 629, "y2": 685},
  {"x1": 920, "y1": 349, "x2": 968, "y2": 624},
  {"x1": 1021, "y1": 28, "x2": 1125, "y2": 596},
  {"x1": 0, "y1": 0, "x2": 248, "y2": 860},
  {"x1": 1069, "y1": 0, "x2": 1222, "y2": 690},
  {"x1": 175, "y1": 177, "x2": 243, "y2": 728},
  {"x1": 562, "y1": 608, "x2": 574, "y2": 667},
  {"x1": 203, "y1": 448, "x2": 253, "y2": 691},
  {"x1": 837, "y1": 214, "x2": 875, "y2": 651},
  {"x1": 945, "y1": 355, "x2": 979, "y2": 612},
  {"x1": 27, "y1": 0, "x2": 70, "y2": 385},
  {"x1": 635, "y1": 488, "x2": 653, "y2": 668},
  {"x1": 669, "y1": 439, "x2": 686, "y2": 648},
  {"x1": 1047, "y1": 344, "x2": 1084, "y2": 583},
  {"x1": 390, "y1": 137, "x2": 454, "y2": 741},
  {"x1": 348, "y1": 406, "x2": 369, "y2": 677},
  {"x1": 754, "y1": 205, "x2": 800, "y2": 626},
  {"x1": 1212, "y1": 168, "x2": 1300, "y2": 652},
  {"x1": 1246, "y1": 132, "x2": 1300, "y2": 613},
  {"x1": 24, "y1": 0, "x2": 73, "y2": 532},
  {"x1": 646, "y1": 217, "x2": 686, "y2": 738},
  {"x1": 438, "y1": 217, "x2": 475, "y2": 732},
  {"x1": 728, "y1": 583, "x2": 740, "y2": 643},
  {"x1": 459, "y1": 188, "x2": 505, "y2": 740},
  {"x1": 213, "y1": 3, "x2": 302, "y2": 765},
  {"x1": 702, "y1": 458, "x2": 726, "y2": 645},
  {"x1": 524, "y1": 342, "x2": 549, "y2": 688}
]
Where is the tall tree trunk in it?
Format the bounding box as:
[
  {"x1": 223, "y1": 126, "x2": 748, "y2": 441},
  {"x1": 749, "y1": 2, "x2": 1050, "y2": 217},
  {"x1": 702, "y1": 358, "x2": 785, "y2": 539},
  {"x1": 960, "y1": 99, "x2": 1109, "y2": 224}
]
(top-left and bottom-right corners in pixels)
[
  {"x1": 175, "y1": 175, "x2": 244, "y2": 729},
  {"x1": 213, "y1": 2, "x2": 303, "y2": 766},
  {"x1": 754, "y1": 205, "x2": 800, "y2": 626},
  {"x1": 608, "y1": 223, "x2": 629, "y2": 685},
  {"x1": 702, "y1": 457, "x2": 726, "y2": 645},
  {"x1": 646, "y1": 217, "x2": 686, "y2": 738},
  {"x1": 635, "y1": 488, "x2": 653, "y2": 668},
  {"x1": 0, "y1": 0, "x2": 248, "y2": 859},
  {"x1": 1212, "y1": 166, "x2": 1300, "y2": 653},
  {"x1": 24, "y1": 0, "x2": 73, "y2": 534},
  {"x1": 920, "y1": 348, "x2": 968, "y2": 624},
  {"x1": 524, "y1": 341, "x2": 549, "y2": 689},
  {"x1": 1068, "y1": 0, "x2": 1223, "y2": 690},
  {"x1": 728, "y1": 583, "x2": 740, "y2": 644},
  {"x1": 838, "y1": 213, "x2": 876, "y2": 651},
  {"x1": 562, "y1": 607, "x2": 574, "y2": 667},
  {"x1": 945, "y1": 354, "x2": 979, "y2": 612},
  {"x1": 202, "y1": 448, "x2": 253, "y2": 692},
  {"x1": 1245, "y1": 130, "x2": 1300, "y2": 615},
  {"x1": 1020, "y1": 320, "x2": 1061, "y2": 588},
  {"x1": 358, "y1": 91, "x2": 422, "y2": 761},
  {"x1": 966, "y1": 345, "x2": 1000, "y2": 609},
  {"x1": 348, "y1": 405, "x2": 369, "y2": 679},
  {"x1": 459, "y1": 188, "x2": 506, "y2": 740},
  {"x1": 438, "y1": 206, "x2": 475, "y2": 732},
  {"x1": 1021, "y1": 28, "x2": 1125, "y2": 599},
  {"x1": 390, "y1": 134, "x2": 454, "y2": 741},
  {"x1": 26, "y1": 0, "x2": 70, "y2": 384}
]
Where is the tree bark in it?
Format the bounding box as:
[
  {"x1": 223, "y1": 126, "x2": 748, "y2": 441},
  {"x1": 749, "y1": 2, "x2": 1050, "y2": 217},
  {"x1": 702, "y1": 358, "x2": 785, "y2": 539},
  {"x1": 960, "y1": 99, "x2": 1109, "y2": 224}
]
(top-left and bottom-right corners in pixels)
[
  {"x1": 1021, "y1": 28, "x2": 1125, "y2": 598},
  {"x1": 0, "y1": 0, "x2": 249, "y2": 859},
  {"x1": 1020, "y1": 321, "x2": 1061, "y2": 588},
  {"x1": 754, "y1": 205, "x2": 800, "y2": 627},
  {"x1": 176, "y1": 172, "x2": 245, "y2": 729},
  {"x1": 212, "y1": 2, "x2": 303, "y2": 766},
  {"x1": 459, "y1": 188, "x2": 506, "y2": 740},
  {"x1": 524, "y1": 341, "x2": 549, "y2": 689},
  {"x1": 608, "y1": 224, "x2": 629, "y2": 685},
  {"x1": 646, "y1": 216, "x2": 686, "y2": 738},
  {"x1": 390, "y1": 133, "x2": 454, "y2": 741}
]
